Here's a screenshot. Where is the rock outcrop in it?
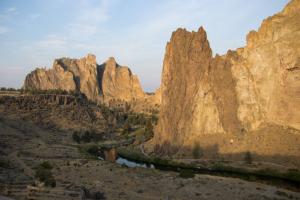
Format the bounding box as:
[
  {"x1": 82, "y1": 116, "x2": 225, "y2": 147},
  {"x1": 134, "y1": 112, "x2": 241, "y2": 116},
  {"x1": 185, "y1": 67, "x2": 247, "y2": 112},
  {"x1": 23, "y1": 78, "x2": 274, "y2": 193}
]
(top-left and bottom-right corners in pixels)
[
  {"x1": 24, "y1": 64, "x2": 76, "y2": 92},
  {"x1": 24, "y1": 55, "x2": 146, "y2": 103},
  {"x1": 100, "y1": 57, "x2": 145, "y2": 102},
  {"x1": 153, "y1": 0, "x2": 300, "y2": 151}
]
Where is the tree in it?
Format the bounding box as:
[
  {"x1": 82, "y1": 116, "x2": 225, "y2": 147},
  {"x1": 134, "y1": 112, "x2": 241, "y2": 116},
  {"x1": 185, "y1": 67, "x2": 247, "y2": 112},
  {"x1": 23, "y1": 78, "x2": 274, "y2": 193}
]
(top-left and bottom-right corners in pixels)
[
  {"x1": 192, "y1": 143, "x2": 203, "y2": 159},
  {"x1": 122, "y1": 121, "x2": 131, "y2": 134},
  {"x1": 35, "y1": 161, "x2": 56, "y2": 187},
  {"x1": 81, "y1": 131, "x2": 91, "y2": 143},
  {"x1": 144, "y1": 120, "x2": 154, "y2": 139},
  {"x1": 245, "y1": 151, "x2": 253, "y2": 164},
  {"x1": 72, "y1": 131, "x2": 81, "y2": 143}
]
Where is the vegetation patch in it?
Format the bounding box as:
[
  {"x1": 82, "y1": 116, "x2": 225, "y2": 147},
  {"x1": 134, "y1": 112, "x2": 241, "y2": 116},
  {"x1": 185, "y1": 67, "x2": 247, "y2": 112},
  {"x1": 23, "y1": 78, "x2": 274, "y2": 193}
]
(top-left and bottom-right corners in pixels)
[
  {"x1": 192, "y1": 143, "x2": 203, "y2": 159},
  {"x1": 72, "y1": 130, "x2": 104, "y2": 144},
  {"x1": 244, "y1": 151, "x2": 253, "y2": 164},
  {"x1": 117, "y1": 148, "x2": 300, "y2": 190},
  {"x1": 179, "y1": 169, "x2": 195, "y2": 178},
  {"x1": 34, "y1": 161, "x2": 56, "y2": 187},
  {"x1": 0, "y1": 159, "x2": 11, "y2": 169}
]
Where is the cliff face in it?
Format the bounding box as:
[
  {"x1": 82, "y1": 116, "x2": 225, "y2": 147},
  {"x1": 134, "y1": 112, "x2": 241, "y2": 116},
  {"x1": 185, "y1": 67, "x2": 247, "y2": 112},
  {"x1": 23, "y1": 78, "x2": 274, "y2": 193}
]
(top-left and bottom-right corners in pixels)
[
  {"x1": 24, "y1": 63, "x2": 76, "y2": 92},
  {"x1": 154, "y1": 0, "x2": 300, "y2": 149},
  {"x1": 100, "y1": 57, "x2": 145, "y2": 102},
  {"x1": 232, "y1": 0, "x2": 300, "y2": 131},
  {"x1": 24, "y1": 55, "x2": 146, "y2": 103},
  {"x1": 54, "y1": 54, "x2": 100, "y2": 101},
  {"x1": 156, "y1": 27, "x2": 224, "y2": 147}
]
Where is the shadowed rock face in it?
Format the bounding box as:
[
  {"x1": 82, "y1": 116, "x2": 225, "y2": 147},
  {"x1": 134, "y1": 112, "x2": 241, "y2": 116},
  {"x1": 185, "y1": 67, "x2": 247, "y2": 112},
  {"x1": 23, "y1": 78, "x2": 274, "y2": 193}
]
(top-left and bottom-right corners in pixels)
[
  {"x1": 24, "y1": 55, "x2": 145, "y2": 103},
  {"x1": 154, "y1": 0, "x2": 300, "y2": 149}
]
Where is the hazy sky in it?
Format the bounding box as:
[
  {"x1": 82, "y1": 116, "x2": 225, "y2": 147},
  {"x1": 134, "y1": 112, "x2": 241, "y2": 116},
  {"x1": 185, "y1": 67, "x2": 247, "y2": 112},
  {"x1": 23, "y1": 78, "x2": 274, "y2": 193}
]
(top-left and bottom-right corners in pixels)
[{"x1": 0, "y1": 0, "x2": 289, "y2": 92}]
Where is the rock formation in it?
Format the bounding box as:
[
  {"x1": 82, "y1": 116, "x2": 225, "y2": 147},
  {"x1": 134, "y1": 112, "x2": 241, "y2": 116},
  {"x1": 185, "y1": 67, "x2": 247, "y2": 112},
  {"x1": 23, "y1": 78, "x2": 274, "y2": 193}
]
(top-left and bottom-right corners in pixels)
[
  {"x1": 24, "y1": 64, "x2": 76, "y2": 92},
  {"x1": 24, "y1": 55, "x2": 146, "y2": 103},
  {"x1": 100, "y1": 57, "x2": 145, "y2": 102},
  {"x1": 153, "y1": 0, "x2": 300, "y2": 151}
]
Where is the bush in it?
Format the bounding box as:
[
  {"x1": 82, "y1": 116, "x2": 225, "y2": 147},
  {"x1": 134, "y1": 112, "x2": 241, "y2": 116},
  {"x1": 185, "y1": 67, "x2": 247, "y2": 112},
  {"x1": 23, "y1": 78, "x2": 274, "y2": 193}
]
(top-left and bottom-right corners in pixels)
[
  {"x1": 178, "y1": 169, "x2": 195, "y2": 178},
  {"x1": 122, "y1": 121, "x2": 131, "y2": 134},
  {"x1": 35, "y1": 161, "x2": 56, "y2": 187},
  {"x1": 0, "y1": 159, "x2": 10, "y2": 169},
  {"x1": 72, "y1": 131, "x2": 81, "y2": 143},
  {"x1": 87, "y1": 145, "x2": 99, "y2": 156},
  {"x1": 145, "y1": 120, "x2": 154, "y2": 139},
  {"x1": 244, "y1": 151, "x2": 252, "y2": 164},
  {"x1": 40, "y1": 161, "x2": 53, "y2": 170},
  {"x1": 82, "y1": 131, "x2": 92, "y2": 143},
  {"x1": 72, "y1": 130, "x2": 103, "y2": 144},
  {"x1": 192, "y1": 143, "x2": 203, "y2": 159}
]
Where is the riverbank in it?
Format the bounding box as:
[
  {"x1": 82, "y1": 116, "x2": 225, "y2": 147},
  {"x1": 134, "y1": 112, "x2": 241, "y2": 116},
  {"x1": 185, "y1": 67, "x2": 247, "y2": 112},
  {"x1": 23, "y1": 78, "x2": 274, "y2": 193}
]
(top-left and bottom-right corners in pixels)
[{"x1": 115, "y1": 147, "x2": 300, "y2": 192}]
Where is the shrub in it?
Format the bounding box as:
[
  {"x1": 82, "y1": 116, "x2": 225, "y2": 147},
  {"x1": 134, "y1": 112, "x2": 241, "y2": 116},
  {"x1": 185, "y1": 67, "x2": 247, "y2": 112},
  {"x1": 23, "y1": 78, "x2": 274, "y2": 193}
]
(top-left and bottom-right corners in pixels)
[
  {"x1": 0, "y1": 159, "x2": 10, "y2": 169},
  {"x1": 87, "y1": 145, "x2": 99, "y2": 156},
  {"x1": 192, "y1": 143, "x2": 203, "y2": 159},
  {"x1": 72, "y1": 130, "x2": 103, "y2": 144},
  {"x1": 178, "y1": 169, "x2": 195, "y2": 178},
  {"x1": 81, "y1": 131, "x2": 92, "y2": 143},
  {"x1": 35, "y1": 161, "x2": 56, "y2": 187},
  {"x1": 40, "y1": 161, "x2": 53, "y2": 170},
  {"x1": 122, "y1": 121, "x2": 131, "y2": 134},
  {"x1": 72, "y1": 131, "x2": 81, "y2": 143},
  {"x1": 244, "y1": 151, "x2": 253, "y2": 164},
  {"x1": 145, "y1": 120, "x2": 154, "y2": 139}
]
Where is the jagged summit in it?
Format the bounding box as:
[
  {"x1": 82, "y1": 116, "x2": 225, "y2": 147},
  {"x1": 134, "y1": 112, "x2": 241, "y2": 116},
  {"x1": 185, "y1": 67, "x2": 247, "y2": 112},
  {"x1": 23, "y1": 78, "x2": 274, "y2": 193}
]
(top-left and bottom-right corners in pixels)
[
  {"x1": 24, "y1": 54, "x2": 145, "y2": 103},
  {"x1": 282, "y1": 0, "x2": 300, "y2": 15}
]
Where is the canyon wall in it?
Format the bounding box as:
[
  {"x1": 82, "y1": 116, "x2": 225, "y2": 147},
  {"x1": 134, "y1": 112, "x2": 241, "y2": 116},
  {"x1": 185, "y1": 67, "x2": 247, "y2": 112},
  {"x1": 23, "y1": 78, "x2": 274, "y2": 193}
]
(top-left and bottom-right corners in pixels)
[
  {"x1": 153, "y1": 0, "x2": 300, "y2": 151},
  {"x1": 24, "y1": 54, "x2": 146, "y2": 103}
]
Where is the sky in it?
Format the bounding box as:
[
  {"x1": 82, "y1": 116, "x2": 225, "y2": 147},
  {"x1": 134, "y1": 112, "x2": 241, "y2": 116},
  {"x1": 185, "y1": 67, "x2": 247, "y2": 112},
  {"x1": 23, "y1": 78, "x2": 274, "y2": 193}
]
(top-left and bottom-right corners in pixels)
[{"x1": 0, "y1": 0, "x2": 289, "y2": 92}]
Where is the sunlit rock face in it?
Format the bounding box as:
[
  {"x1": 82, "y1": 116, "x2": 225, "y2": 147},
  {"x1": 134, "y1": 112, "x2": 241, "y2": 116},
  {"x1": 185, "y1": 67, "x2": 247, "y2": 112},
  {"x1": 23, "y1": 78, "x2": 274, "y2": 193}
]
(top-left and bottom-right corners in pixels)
[
  {"x1": 100, "y1": 57, "x2": 145, "y2": 102},
  {"x1": 230, "y1": 0, "x2": 300, "y2": 131},
  {"x1": 24, "y1": 54, "x2": 146, "y2": 103},
  {"x1": 154, "y1": 0, "x2": 300, "y2": 150},
  {"x1": 54, "y1": 54, "x2": 100, "y2": 101},
  {"x1": 155, "y1": 27, "x2": 226, "y2": 148},
  {"x1": 24, "y1": 63, "x2": 76, "y2": 92}
]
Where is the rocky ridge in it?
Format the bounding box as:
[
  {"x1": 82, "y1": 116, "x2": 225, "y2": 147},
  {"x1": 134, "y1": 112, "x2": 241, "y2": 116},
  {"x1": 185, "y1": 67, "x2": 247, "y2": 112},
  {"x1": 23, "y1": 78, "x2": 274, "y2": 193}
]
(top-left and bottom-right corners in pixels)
[
  {"x1": 0, "y1": 94, "x2": 107, "y2": 132},
  {"x1": 24, "y1": 55, "x2": 147, "y2": 104}
]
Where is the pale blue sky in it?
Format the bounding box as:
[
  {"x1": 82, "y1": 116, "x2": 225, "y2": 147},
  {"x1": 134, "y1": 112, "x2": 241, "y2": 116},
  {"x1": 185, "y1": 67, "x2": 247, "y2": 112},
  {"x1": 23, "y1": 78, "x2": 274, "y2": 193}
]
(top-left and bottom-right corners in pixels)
[{"x1": 0, "y1": 0, "x2": 289, "y2": 92}]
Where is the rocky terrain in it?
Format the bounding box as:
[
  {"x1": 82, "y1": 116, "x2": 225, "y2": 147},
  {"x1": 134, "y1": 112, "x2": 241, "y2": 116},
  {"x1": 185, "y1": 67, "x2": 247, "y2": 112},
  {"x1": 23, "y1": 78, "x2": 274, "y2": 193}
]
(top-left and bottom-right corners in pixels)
[
  {"x1": 1, "y1": 0, "x2": 300, "y2": 199},
  {"x1": 1, "y1": 94, "x2": 300, "y2": 200},
  {"x1": 0, "y1": 94, "x2": 107, "y2": 132},
  {"x1": 151, "y1": 0, "x2": 300, "y2": 160}
]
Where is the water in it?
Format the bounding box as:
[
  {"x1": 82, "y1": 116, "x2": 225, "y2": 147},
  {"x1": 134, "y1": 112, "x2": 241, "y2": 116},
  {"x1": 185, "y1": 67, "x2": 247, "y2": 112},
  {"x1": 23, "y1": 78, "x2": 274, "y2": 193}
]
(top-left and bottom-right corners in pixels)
[
  {"x1": 97, "y1": 148, "x2": 300, "y2": 191},
  {"x1": 116, "y1": 157, "x2": 155, "y2": 169},
  {"x1": 98, "y1": 148, "x2": 155, "y2": 169}
]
